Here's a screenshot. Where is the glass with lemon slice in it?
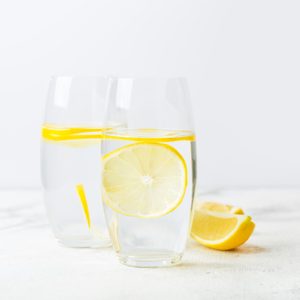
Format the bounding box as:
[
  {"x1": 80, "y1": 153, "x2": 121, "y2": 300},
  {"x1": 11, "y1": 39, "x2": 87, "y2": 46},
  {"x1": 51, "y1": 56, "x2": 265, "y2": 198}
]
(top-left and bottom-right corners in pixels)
[
  {"x1": 101, "y1": 77, "x2": 197, "y2": 267},
  {"x1": 41, "y1": 76, "x2": 114, "y2": 248}
]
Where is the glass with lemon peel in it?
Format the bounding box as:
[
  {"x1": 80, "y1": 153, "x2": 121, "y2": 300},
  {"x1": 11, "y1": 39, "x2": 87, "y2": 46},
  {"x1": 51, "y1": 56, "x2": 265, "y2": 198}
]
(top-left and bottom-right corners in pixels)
[{"x1": 41, "y1": 76, "x2": 114, "y2": 248}]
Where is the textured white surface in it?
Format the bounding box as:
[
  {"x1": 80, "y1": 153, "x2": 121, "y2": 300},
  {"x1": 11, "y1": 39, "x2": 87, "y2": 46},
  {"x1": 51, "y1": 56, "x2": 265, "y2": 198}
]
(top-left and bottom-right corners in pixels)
[{"x1": 0, "y1": 189, "x2": 299, "y2": 300}]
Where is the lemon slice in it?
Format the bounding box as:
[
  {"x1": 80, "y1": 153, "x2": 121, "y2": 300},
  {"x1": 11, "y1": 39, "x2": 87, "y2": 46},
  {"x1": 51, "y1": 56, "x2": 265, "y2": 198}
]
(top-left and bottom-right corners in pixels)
[
  {"x1": 191, "y1": 209, "x2": 255, "y2": 250},
  {"x1": 102, "y1": 142, "x2": 187, "y2": 218},
  {"x1": 198, "y1": 201, "x2": 244, "y2": 214}
]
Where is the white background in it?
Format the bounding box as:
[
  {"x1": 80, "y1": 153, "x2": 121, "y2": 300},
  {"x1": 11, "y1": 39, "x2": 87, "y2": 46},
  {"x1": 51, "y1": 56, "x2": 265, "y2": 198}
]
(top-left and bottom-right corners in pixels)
[{"x1": 0, "y1": 0, "x2": 299, "y2": 189}]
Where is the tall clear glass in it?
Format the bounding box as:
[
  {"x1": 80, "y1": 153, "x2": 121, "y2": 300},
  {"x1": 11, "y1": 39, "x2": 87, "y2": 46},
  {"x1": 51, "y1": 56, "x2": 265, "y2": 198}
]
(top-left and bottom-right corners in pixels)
[
  {"x1": 101, "y1": 77, "x2": 197, "y2": 267},
  {"x1": 41, "y1": 76, "x2": 112, "y2": 248}
]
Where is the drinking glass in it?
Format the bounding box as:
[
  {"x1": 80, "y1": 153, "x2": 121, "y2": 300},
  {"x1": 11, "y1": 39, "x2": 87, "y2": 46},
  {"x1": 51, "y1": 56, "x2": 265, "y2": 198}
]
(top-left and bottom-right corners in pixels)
[
  {"x1": 41, "y1": 76, "x2": 112, "y2": 248},
  {"x1": 101, "y1": 77, "x2": 197, "y2": 267}
]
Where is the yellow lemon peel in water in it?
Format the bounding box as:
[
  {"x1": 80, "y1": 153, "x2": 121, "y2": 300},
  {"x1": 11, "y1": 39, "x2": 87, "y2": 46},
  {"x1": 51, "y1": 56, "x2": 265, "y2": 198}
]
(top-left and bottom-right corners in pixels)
[
  {"x1": 76, "y1": 185, "x2": 109, "y2": 242},
  {"x1": 76, "y1": 184, "x2": 91, "y2": 229},
  {"x1": 191, "y1": 205, "x2": 255, "y2": 251},
  {"x1": 102, "y1": 128, "x2": 196, "y2": 143},
  {"x1": 41, "y1": 125, "x2": 108, "y2": 141},
  {"x1": 42, "y1": 126, "x2": 196, "y2": 142}
]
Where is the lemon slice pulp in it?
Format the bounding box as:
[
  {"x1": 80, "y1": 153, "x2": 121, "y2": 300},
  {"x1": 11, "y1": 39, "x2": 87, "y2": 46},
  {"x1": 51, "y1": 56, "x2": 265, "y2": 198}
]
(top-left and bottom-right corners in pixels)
[
  {"x1": 102, "y1": 142, "x2": 187, "y2": 218},
  {"x1": 191, "y1": 209, "x2": 255, "y2": 250}
]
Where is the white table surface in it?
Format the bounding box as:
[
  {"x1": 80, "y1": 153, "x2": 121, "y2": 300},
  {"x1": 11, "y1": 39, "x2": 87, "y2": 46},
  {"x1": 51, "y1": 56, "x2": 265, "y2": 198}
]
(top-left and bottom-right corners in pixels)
[{"x1": 0, "y1": 189, "x2": 299, "y2": 300}]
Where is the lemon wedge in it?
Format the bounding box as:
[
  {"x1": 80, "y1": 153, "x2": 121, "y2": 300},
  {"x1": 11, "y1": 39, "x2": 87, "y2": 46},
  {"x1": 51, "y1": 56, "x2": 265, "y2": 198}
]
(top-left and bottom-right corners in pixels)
[
  {"x1": 102, "y1": 142, "x2": 187, "y2": 218},
  {"x1": 191, "y1": 209, "x2": 255, "y2": 250},
  {"x1": 198, "y1": 201, "x2": 244, "y2": 214}
]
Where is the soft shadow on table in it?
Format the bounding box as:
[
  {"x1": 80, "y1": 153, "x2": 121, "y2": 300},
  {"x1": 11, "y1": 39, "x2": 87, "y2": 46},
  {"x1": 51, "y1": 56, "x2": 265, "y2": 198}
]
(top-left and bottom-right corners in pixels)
[
  {"x1": 233, "y1": 244, "x2": 267, "y2": 254},
  {"x1": 179, "y1": 244, "x2": 268, "y2": 270},
  {"x1": 177, "y1": 261, "x2": 233, "y2": 270},
  {"x1": 188, "y1": 240, "x2": 267, "y2": 254}
]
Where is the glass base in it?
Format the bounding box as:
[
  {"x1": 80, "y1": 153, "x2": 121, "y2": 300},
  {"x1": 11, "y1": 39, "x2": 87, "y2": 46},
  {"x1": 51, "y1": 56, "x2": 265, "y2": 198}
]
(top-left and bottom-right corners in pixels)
[{"x1": 118, "y1": 251, "x2": 182, "y2": 268}]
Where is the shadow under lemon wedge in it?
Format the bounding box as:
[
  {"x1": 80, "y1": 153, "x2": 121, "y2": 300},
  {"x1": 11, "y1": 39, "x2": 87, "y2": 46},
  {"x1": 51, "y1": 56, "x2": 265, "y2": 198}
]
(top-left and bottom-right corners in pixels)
[{"x1": 191, "y1": 202, "x2": 255, "y2": 251}]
